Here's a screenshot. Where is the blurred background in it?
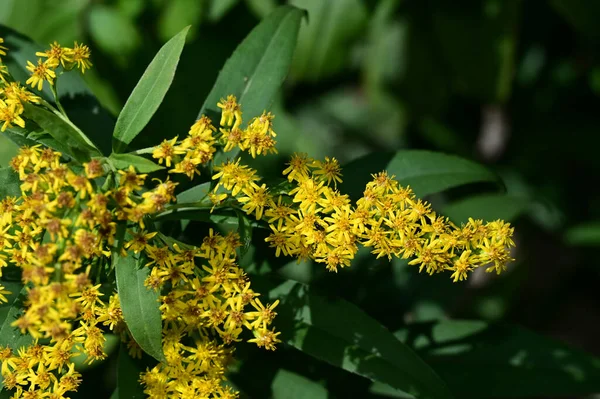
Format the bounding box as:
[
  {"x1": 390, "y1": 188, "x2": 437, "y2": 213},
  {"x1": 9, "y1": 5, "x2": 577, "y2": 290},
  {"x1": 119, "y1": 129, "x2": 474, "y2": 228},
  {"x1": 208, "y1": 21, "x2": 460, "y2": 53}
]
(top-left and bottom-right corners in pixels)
[{"x1": 2, "y1": 0, "x2": 600, "y2": 398}]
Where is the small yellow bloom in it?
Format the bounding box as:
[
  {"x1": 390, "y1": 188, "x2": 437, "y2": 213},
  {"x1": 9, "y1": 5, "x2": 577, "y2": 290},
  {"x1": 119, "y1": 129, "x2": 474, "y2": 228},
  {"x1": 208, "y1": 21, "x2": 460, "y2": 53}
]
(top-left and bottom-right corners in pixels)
[{"x1": 25, "y1": 59, "x2": 56, "y2": 91}]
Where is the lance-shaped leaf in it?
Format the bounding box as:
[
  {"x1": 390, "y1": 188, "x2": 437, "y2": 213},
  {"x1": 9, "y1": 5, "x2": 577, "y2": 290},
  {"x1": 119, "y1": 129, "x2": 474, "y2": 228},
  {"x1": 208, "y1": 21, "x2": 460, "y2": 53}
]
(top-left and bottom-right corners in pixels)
[
  {"x1": 198, "y1": 5, "x2": 303, "y2": 155},
  {"x1": 113, "y1": 26, "x2": 190, "y2": 152},
  {"x1": 267, "y1": 279, "x2": 453, "y2": 399},
  {"x1": 114, "y1": 253, "x2": 165, "y2": 362},
  {"x1": 340, "y1": 150, "x2": 500, "y2": 201},
  {"x1": 23, "y1": 103, "x2": 102, "y2": 163}
]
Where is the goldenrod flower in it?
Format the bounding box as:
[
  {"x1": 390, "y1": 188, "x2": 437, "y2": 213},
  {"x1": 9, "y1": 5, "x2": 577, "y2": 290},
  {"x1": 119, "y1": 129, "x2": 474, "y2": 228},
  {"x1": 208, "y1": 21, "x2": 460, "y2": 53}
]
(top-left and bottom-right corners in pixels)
[
  {"x1": 36, "y1": 41, "x2": 71, "y2": 68},
  {"x1": 69, "y1": 41, "x2": 92, "y2": 73},
  {"x1": 25, "y1": 59, "x2": 56, "y2": 91}
]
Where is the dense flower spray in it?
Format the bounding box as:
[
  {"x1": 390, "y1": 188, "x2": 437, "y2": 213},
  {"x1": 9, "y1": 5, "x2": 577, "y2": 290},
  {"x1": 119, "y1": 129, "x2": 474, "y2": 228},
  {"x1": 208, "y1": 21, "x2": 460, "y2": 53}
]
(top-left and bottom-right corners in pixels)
[{"x1": 0, "y1": 36, "x2": 514, "y2": 399}]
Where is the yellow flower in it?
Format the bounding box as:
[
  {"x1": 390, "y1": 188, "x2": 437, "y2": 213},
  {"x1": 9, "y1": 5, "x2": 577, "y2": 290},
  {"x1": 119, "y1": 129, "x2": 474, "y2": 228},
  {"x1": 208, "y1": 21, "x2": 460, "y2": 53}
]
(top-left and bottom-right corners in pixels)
[
  {"x1": 25, "y1": 59, "x2": 56, "y2": 91},
  {"x1": 36, "y1": 41, "x2": 71, "y2": 68},
  {"x1": 312, "y1": 156, "x2": 343, "y2": 187},
  {"x1": 0, "y1": 284, "x2": 11, "y2": 303},
  {"x1": 68, "y1": 42, "x2": 92, "y2": 73},
  {"x1": 217, "y1": 95, "x2": 242, "y2": 129},
  {"x1": 0, "y1": 98, "x2": 25, "y2": 131},
  {"x1": 152, "y1": 137, "x2": 184, "y2": 167}
]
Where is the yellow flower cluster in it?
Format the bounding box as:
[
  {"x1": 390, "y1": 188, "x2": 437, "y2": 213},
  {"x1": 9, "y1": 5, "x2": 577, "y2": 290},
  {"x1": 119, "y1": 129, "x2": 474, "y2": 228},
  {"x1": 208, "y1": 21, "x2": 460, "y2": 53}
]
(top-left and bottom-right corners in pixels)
[
  {"x1": 217, "y1": 94, "x2": 277, "y2": 158},
  {"x1": 138, "y1": 229, "x2": 279, "y2": 398},
  {"x1": 0, "y1": 116, "x2": 279, "y2": 398},
  {"x1": 0, "y1": 38, "x2": 40, "y2": 132},
  {"x1": 203, "y1": 99, "x2": 516, "y2": 279},
  {"x1": 152, "y1": 116, "x2": 217, "y2": 179},
  {"x1": 27, "y1": 41, "x2": 92, "y2": 91},
  {"x1": 0, "y1": 146, "x2": 177, "y2": 397},
  {"x1": 0, "y1": 38, "x2": 92, "y2": 133}
]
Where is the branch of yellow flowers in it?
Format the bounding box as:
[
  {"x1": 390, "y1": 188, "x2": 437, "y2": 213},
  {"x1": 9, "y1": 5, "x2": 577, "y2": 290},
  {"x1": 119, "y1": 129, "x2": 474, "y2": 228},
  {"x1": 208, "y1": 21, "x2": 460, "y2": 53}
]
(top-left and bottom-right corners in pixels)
[{"x1": 0, "y1": 32, "x2": 515, "y2": 398}]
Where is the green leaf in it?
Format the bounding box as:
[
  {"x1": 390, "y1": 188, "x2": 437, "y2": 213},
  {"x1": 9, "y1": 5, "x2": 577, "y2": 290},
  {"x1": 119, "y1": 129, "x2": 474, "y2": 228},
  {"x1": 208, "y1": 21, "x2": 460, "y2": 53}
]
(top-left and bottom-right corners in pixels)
[
  {"x1": 397, "y1": 320, "x2": 600, "y2": 398},
  {"x1": 0, "y1": 283, "x2": 33, "y2": 392},
  {"x1": 340, "y1": 150, "x2": 500, "y2": 201},
  {"x1": 267, "y1": 279, "x2": 453, "y2": 399},
  {"x1": 198, "y1": 5, "x2": 303, "y2": 126},
  {"x1": 114, "y1": 253, "x2": 165, "y2": 362},
  {"x1": 290, "y1": 0, "x2": 367, "y2": 81},
  {"x1": 23, "y1": 103, "x2": 102, "y2": 163},
  {"x1": 112, "y1": 26, "x2": 190, "y2": 153},
  {"x1": 0, "y1": 168, "x2": 21, "y2": 199},
  {"x1": 108, "y1": 153, "x2": 165, "y2": 173},
  {"x1": 176, "y1": 182, "x2": 211, "y2": 203},
  {"x1": 117, "y1": 346, "x2": 148, "y2": 398},
  {"x1": 442, "y1": 194, "x2": 529, "y2": 224},
  {"x1": 0, "y1": 136, "x2": 18, "y2": 167},
  {"x1": 271, "y1": 369, "x2": 328, "y2": 399},
  {"x1": 565, "y1": 222, "x2": 600, "y2": 246}
]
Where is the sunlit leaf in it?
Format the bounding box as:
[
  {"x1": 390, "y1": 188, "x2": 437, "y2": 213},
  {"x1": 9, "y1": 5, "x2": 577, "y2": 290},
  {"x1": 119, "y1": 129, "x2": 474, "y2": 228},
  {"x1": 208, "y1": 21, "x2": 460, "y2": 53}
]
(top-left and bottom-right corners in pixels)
[{"x1": 113, "y1": 26, "x2": 190, "y2": 152}]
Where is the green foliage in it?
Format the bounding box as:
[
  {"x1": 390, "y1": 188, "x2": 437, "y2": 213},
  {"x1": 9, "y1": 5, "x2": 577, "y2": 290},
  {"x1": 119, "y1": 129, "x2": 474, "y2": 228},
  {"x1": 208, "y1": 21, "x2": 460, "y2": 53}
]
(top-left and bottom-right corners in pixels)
[
  {"x1": 397, "y1": 320, "x2": 600, "y2": 398},
  {"x1": 289, "y1": 0, "x2": 367, "y2": 81},
  {"x1": 341, "y1": 150, "x2": 500, "y2": 200},
  {"x1": 114, "y1": 254, "x2": 165, "y2": 363},
  {"x1": 0, "y1": 168, "x2": 21, "y2": 198},
  {"x1": 108, "y1": 153, "x2": 165, "y2": 173},
  {"x1": 1, "y1": 1, "x2": 599, "y2": 398},
  {"x1": 198, "y1": 6, "x2": 304, "y2": 123},
  {"x1": 268, "y1": 279, "x2": 453, "y2": 399},
  {"x1": 116, "y1": 347, "x2": 148, "y2": 398},
  {"x1": 112, "y1": 26, "x2": 190, "y2": 152}
]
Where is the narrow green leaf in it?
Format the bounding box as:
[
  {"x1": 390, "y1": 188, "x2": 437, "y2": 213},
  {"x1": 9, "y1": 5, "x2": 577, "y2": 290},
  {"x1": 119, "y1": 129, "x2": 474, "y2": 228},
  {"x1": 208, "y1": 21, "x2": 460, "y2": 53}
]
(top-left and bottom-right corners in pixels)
[
  {"x1": 0, "y1": 168, "x2": 21, "y2": 199},
  {"x1": 117, "y1": 346, "x2": 148, "y2": 398},
  {"x1": 271, "y1": 369, "x2": 328, "y2": 399},
  {"x1": 397, "y1": 320, "x2": 600, "y2": 398},
  {"x1": 109, "y1": 153, "x2": 165, "y2": 173},
  {"x1": 442, "y1": 194, "x2": 529, "y2": 224},
  {"x1": 114, "y1": 253, "x2": 165, "y2": 362},
  {"x1": 198, "y1": 5, "x2": 303, "y2": 124},
  {"x1": 23, "y1": 103, "x2": 102, "y2": 163},
  {"x1": 176, "y1": 182, "x2": 211, "y2": 203},
  {"x1": 565, "y1": 222, "x2": 600, "y2": 246},
  {"x1": 267, "y1": 279, "x2": 453, "y2": 399},
  {"x1": 340, "y1": 150, "x2": 500, "y2": 201},
  {"x1": 113, "y1": 26, "x2": 190, "y2": 152}
]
